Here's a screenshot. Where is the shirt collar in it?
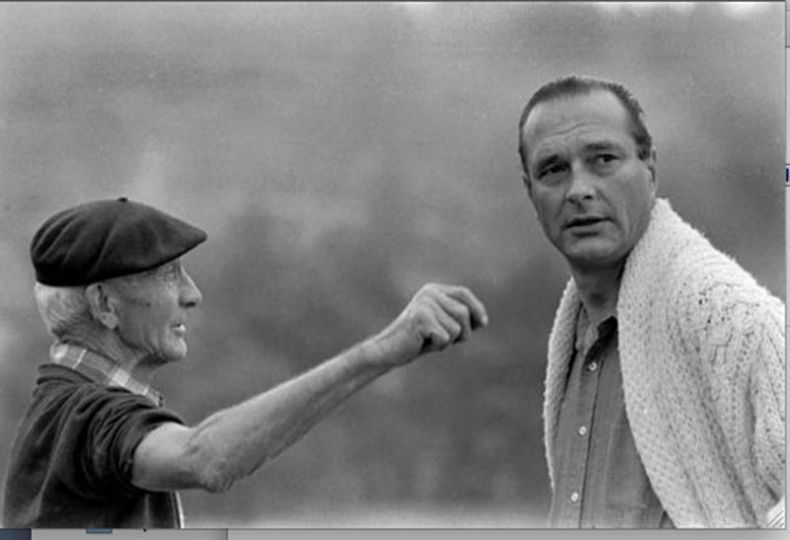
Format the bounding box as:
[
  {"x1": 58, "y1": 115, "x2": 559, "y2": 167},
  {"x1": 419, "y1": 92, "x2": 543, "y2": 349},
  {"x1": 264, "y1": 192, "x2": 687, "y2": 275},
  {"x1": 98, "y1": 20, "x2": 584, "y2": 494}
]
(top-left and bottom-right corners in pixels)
[
  {"x1": 49, "y1": 342, "x2": 164, "y2": 407},
  {"x1": 575, "y1": 306, "x2": 618, "y2": 353}
]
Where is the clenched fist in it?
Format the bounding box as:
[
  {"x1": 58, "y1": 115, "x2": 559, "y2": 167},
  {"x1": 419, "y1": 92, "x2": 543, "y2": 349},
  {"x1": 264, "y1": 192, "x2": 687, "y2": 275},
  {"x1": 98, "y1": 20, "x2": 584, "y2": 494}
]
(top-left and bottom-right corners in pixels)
[{"x1": 369, "y1": 283, "x2": 489, "y2": 367}]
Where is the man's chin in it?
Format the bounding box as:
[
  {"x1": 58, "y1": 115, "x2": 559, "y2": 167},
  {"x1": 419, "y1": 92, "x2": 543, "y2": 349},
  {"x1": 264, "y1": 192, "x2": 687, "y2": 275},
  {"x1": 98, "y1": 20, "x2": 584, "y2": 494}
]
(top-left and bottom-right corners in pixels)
[
  {"x1": 155, "y1": 347, "x2": 188, "y2": 365},
  {"x1": 563, "y1": 244, "x2": 626, "y2": 271}
]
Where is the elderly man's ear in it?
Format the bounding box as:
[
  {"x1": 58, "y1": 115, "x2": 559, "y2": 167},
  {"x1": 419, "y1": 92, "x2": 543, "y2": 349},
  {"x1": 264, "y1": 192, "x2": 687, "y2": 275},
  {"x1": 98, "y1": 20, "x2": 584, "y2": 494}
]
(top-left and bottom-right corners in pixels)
[{"x1": 85, "y1": 283, "x2": 121, "y2": 330}]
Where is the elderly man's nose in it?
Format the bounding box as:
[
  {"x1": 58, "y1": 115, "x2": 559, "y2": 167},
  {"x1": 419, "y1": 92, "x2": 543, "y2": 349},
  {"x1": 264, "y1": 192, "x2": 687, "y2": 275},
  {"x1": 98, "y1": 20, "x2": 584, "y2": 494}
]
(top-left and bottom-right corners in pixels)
[{"x1": 180, "y1": 273, "x2": 203, "y2": 308}]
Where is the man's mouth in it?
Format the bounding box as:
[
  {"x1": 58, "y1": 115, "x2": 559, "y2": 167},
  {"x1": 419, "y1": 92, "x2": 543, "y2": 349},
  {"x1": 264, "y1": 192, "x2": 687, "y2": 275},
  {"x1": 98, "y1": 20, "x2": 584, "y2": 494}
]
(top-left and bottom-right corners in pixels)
[
  {"x1": 173, "y1": 323, "x2": 187, "y2": 336},
  {"x1": 565, "y1": 215, "x2": 607, "y2": 229}
]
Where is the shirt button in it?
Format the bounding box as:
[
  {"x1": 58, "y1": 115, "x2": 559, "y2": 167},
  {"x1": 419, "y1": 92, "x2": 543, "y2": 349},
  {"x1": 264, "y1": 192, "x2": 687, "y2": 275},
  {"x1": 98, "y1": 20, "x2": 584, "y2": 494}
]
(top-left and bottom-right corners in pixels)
[
  {"x1": 588, "y1": 361, "x2": 598, "y2": 372},
  {"x1": 570, "y1": 492, "x2": 580, "y2": 503},
  {"x1": 578, "y1": 426, "x2": 587, "y2": 436}
]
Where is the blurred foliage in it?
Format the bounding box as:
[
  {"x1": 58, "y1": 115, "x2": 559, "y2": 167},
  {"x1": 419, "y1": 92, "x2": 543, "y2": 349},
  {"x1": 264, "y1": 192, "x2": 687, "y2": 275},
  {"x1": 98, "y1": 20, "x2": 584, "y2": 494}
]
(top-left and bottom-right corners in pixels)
[{"x1": 0, "y1": 2, "x2": 784, "y2": 528}]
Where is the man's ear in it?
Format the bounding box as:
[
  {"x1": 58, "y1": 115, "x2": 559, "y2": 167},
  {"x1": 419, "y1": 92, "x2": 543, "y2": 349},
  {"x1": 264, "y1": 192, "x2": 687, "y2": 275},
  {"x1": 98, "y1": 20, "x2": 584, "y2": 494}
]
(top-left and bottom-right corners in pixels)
[
  {"x1": 85, "y1": 283, "x2": 120, "y2": 330},
  {"x1": 645, "y1": 149, "x2": 658, "y2": 195}
]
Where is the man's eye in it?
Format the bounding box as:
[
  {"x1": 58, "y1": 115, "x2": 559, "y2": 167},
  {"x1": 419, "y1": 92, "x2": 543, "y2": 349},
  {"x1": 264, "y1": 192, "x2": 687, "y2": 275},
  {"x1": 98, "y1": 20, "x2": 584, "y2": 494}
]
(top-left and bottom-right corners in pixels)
[
  {"x1": 538, "y1": 163, "x2": 566, "y2": 179},
  {"x1": 595, "y1": 154, "x2": 618, "y2": 164},
  {"x1": 159, "y1": 264, "x2": 180, "y2": 282}
]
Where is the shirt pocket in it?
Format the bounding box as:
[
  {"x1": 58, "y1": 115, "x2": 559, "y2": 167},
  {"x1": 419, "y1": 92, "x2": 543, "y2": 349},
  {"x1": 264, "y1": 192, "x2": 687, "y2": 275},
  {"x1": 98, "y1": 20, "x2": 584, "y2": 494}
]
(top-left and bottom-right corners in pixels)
[{"x1": 597, "y1": 414, "x2": 667, "y2": 527}]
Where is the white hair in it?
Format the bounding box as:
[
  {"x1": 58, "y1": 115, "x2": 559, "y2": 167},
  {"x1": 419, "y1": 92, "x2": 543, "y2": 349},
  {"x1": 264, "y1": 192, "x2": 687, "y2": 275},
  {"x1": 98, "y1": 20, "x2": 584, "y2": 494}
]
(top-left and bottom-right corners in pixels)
[{"x1": 33, "y1": 282, "x2": 94, "y2": 338}]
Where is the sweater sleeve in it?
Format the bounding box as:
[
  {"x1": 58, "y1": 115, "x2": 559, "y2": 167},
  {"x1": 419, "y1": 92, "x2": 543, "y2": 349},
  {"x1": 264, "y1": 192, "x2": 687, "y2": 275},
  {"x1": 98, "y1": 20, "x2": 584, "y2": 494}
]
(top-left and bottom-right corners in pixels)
[
  {"x1": 674, "y1": 269, "x2": 785, "y2": 524},
  {"x1": 748, "y1": 299, "x2": 785, "y2": 505}
]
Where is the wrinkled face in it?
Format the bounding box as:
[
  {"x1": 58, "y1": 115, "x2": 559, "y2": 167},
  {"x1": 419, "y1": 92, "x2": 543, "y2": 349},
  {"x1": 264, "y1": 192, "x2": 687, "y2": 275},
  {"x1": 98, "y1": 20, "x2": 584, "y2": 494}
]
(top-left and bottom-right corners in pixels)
[
  {"x1": 521, "y1": 90, "x2": 657, "y2": 272},
  {"x1": 108, "y1": 258, "x2": 202, "y2": 363}
]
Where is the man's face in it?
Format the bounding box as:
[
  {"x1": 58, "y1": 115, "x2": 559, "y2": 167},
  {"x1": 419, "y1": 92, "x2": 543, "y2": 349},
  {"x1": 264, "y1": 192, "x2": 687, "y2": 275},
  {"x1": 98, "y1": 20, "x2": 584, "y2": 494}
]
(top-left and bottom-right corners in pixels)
[
  {"x1": 521, "y1": 90, "x2": 656, "y2": 272},
  {"x1": 109, "y1": 259, "x2": 202, "y2": 364}
]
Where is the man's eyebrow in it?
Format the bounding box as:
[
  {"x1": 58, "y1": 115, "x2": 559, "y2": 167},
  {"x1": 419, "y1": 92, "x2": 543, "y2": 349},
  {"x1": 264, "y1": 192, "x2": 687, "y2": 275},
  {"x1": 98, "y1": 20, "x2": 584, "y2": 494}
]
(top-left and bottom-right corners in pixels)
[{"x1": 583, "y1": 141, "x2": 624, "y2": 153}]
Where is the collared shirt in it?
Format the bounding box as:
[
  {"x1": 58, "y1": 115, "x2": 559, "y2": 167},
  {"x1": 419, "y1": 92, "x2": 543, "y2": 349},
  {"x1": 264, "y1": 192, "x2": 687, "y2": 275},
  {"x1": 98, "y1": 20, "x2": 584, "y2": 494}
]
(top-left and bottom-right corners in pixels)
[
  {"x1": 548, "y1": 308, "x2": 672, "y2": 528},
  {"x1": 2, "y1": 343, "x2": 185, "y2": 528},
  {"x1": 49, "y1": 342, "x2": 164, "y2": 407},
  {"x1": 47, "y1": 342, "x2": 182, "y2": 524}
]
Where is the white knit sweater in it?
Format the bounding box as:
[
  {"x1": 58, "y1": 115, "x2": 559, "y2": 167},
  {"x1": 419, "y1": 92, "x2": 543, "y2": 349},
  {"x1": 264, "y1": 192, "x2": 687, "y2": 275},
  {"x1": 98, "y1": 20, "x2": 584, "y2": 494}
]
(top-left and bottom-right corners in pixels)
[{"x1": 543, "y1": 198, "x2": 785, "y2": 528}]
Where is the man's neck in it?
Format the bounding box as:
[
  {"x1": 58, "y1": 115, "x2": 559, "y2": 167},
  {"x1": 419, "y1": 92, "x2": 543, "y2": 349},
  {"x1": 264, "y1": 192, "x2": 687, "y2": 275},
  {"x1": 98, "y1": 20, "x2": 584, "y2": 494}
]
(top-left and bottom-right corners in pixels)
[
  {"x1": 570, "y1": 264, "x2": 623, "y2": 328},
  {"x1": 60, "y1": 327, "x2": 157, "y2": 385}
]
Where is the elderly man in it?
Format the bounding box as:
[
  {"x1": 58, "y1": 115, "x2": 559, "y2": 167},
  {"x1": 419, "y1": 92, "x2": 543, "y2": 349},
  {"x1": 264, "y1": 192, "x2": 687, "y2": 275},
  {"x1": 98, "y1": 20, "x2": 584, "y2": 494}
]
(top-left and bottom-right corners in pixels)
[
  {"x1": 3, "y1": 198, "x2": 488, "y2": 528},
  {"x1": 518, "y1": 76, "x2": 785, "y2": 528}
]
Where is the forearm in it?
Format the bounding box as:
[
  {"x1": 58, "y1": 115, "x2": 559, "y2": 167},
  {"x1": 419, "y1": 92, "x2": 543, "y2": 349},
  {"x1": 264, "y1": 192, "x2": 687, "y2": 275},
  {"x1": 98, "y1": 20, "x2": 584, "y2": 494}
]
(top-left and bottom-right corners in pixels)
[
  {"x1": 180, "y1": 339, "x2": 391, "y2": 491},
  {"x1": 132, "y1": 282, "x2": 487, "y2": 493}
]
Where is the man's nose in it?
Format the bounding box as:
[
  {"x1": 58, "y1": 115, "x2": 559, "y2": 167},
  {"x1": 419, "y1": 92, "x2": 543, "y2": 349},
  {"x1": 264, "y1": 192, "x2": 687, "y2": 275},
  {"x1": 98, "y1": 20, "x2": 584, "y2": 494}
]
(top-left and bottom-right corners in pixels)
[
  {"x1": 179, "y1": 272, "x2": 203, "y2": 308},
  {"x1": 566, "y1": 164, "x2": 596, "y2": 204}
]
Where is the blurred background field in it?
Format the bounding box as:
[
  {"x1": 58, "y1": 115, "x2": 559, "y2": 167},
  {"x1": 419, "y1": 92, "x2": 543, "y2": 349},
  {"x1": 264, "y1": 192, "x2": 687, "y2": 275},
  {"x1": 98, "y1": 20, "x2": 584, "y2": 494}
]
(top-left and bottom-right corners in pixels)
[{"x1": 0, "y1": 2, "x2": 784, "y2": 528}]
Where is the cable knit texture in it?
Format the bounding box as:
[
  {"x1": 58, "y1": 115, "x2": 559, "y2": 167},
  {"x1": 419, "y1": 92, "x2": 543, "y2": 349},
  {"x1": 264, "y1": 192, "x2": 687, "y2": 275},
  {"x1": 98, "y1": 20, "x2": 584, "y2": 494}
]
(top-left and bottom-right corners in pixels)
[{"x1": 543, "y1": 198, "x2": 785, "y2": 528}]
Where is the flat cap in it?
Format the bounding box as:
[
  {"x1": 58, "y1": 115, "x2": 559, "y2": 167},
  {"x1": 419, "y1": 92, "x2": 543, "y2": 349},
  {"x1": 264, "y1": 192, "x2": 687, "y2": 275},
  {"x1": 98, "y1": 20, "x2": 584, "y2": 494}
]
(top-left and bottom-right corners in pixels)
[{"x1": 31, "y1": 197, "x2": 207, "y2": 286}]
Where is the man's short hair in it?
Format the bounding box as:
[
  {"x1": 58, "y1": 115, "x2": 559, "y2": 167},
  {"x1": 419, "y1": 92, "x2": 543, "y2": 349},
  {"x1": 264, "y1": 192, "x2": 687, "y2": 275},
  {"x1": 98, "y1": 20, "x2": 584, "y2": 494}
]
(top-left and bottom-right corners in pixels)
[
  {"x1": 34, "y1": 283, "x2": 93, "y2": 339},
  {"x1": 34, "y1": 265, "x2": 175, "y2": 339},
  {"x1": 518, "y1": 75, "x2": 653, "y2": 174}
]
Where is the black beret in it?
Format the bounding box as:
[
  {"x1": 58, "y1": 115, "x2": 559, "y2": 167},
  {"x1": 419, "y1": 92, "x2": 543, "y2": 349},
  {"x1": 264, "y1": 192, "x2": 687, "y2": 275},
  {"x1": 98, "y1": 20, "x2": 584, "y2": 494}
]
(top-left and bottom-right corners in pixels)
[{"x1": 31, "y1": 197, "x2": 207, "y2": 286}]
